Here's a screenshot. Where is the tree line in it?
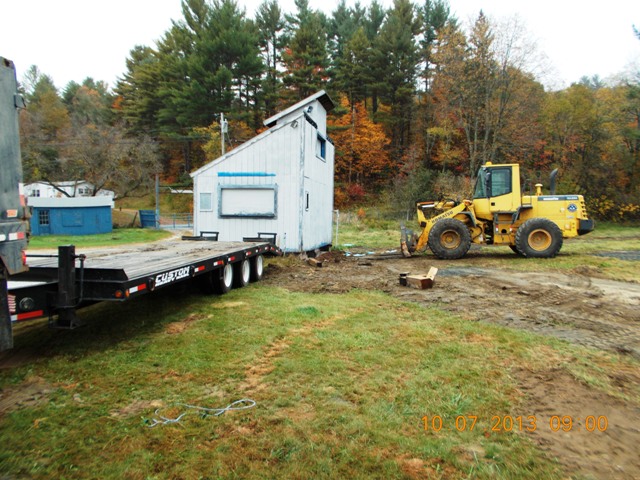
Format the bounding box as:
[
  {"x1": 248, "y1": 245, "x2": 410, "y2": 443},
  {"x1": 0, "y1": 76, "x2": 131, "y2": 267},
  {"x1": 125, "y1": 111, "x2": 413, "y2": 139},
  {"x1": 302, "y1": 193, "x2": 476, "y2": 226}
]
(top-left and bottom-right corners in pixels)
[{"x1": 18, "y1": 0, "x2": 640, "y2": 220}]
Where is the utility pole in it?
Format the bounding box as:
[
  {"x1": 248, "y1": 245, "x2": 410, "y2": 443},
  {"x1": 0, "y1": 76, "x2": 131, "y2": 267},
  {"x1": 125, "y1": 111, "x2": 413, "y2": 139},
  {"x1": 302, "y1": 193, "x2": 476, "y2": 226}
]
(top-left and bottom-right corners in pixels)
[{"x1": 220, "y1": 112, "x2": 228, "y2": 155}]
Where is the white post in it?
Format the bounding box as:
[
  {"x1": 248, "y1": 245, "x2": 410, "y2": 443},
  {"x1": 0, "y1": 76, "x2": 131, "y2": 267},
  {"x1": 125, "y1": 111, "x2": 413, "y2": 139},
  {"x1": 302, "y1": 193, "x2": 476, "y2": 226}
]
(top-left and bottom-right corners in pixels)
[
  {"x1": 155, "y1": 173, "x2": 160, "y2": 229},
  {"x1": 334, "y1": 209, "x2": 340, "y2": 248}
]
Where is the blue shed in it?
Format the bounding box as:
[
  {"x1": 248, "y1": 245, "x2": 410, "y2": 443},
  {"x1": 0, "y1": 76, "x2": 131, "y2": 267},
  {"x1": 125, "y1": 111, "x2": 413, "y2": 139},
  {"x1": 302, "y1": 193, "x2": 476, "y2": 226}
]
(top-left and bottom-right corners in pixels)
[{"x1": 28, "y1": 197, "x2": 113, "y2": 236}]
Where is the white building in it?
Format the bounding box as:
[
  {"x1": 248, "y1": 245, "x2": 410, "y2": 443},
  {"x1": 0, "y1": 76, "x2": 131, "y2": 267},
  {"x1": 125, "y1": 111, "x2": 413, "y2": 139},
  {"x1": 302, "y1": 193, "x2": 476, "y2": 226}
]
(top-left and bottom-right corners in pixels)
[
  {"x1": 24, "y1": 181, "x2": 115, "y2": 199},
  {"x1": 191, "y1": 91, "x2": 335, "y2": 252}
]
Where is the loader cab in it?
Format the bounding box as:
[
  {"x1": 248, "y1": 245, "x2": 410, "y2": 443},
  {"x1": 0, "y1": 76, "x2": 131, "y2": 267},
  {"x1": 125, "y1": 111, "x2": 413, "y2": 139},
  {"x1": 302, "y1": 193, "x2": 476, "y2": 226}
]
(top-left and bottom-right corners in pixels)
[{"x1": 473, "y1": 163, "x2": 522, "y2": 220}]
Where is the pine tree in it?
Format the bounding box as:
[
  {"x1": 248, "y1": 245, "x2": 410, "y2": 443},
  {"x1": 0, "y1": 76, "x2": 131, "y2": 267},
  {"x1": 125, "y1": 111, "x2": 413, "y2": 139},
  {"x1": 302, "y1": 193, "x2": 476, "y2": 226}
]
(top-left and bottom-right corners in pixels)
[
  {"x1": 256, "y1": 0, "x2": 286, "y2": 117},
  {"x1": 282, "y1": 0, "x2": 330, "y2": 99},
  {"x1": 375, "y1": 0, "x2": 420, "y2": 158}
]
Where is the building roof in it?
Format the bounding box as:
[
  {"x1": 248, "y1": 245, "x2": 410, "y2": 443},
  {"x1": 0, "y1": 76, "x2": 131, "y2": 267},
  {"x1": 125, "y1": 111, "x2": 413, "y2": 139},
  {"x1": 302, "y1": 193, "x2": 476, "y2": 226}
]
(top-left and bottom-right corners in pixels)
[
  {"x1": 28, "y1": 197, "x2": 114, "y2": 208},
  {"x1": 264, "y1": 90, "x2": 335, "y2": 128}
]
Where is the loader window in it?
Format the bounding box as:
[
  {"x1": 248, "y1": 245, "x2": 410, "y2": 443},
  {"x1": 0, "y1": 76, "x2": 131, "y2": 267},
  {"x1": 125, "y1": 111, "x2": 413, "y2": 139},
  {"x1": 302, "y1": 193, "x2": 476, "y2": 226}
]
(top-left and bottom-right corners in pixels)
[
  {"x1": 474, "y1": 169, "x2": 488, "y2": 198},
  {"x1": 475, "y1": 167, "x2": 512, "y2": 198},
  {"x1": 490, "y1": 168, "x2": 512, "y2": 197}
]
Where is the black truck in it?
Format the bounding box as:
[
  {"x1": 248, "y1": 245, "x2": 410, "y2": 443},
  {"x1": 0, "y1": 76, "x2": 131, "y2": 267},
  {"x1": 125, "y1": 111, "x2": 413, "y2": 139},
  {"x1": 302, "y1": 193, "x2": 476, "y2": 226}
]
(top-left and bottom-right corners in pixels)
[{"x1": 0, "y1": 57, "x2": 29, "y2": 351}]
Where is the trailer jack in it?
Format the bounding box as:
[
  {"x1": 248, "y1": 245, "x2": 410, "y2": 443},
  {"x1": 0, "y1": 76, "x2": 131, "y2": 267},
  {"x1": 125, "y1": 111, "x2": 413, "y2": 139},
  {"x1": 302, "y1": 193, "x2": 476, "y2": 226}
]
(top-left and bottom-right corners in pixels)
[{"x1": 52, "y1": 245, "x2": 86, "y2": 330}]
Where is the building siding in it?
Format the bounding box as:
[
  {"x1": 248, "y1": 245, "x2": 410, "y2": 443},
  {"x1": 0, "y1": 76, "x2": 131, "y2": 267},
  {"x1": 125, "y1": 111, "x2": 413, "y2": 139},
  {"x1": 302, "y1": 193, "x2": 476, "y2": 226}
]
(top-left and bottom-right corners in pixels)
[{"x1": 192, "y1": 91, "x2": 335, "y2": 253}]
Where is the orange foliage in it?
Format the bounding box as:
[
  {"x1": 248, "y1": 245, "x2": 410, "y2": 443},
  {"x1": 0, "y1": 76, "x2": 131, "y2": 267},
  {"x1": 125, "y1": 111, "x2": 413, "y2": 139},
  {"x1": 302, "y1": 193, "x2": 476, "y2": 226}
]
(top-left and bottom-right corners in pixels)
[{"x1": 330, "y1": 95, "x2": 392, "y2": 188}]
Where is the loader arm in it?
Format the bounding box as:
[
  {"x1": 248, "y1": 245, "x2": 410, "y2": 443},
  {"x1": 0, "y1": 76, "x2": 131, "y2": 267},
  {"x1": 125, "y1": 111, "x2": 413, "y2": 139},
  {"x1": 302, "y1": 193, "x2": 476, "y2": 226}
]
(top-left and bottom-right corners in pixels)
[{"x1": 402, "y1": 202, "x2": 469, "y2": 257}]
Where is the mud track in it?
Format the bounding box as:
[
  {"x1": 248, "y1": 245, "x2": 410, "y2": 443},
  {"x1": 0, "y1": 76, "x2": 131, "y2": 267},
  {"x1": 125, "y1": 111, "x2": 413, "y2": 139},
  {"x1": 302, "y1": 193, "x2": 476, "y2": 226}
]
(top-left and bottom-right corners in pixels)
[{"x1": 265, "y1": 253, "x2": 640, "y2": 359}]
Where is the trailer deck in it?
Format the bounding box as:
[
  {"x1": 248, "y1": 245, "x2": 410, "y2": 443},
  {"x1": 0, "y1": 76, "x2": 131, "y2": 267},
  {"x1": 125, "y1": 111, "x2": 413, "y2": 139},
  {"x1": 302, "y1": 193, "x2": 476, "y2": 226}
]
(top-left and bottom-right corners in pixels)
[{"x1": 8, "y1": 240, "x2": 281, "y2": 324}]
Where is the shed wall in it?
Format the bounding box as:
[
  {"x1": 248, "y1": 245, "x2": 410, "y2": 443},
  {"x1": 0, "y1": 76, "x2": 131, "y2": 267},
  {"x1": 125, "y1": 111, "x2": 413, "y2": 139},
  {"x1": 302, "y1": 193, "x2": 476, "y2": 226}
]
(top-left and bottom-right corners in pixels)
[
  {"x1": 30, "y1": 206, "x2": 112, "y2": 236},
  {"x1": 194, "y1": 122, "x2": 304, "y2": 251}
]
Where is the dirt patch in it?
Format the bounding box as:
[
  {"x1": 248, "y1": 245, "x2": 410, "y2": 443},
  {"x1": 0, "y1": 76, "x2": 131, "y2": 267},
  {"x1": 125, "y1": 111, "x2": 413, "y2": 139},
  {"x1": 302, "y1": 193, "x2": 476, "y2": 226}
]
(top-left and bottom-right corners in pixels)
[
  {"x1": 264, "y1": 255, "x2": 640, "y2": 359},
  {"x1": 110, "y1": 399, "x2": 165, "y2": 418},
  {"x1": 0, "y1": 376, "x2": 52, "y2": 416},
  {"x1": 240, "y1": 338, "x2": 291, "y2": 393},
  {"x1": 165, "y1": 312, "x2": 209, "y2": 334},
  {"x1": 517, "y1": 369, "x2": 640, "y2": 480},
  {"x1": 264, "y1": 253, "x2": 640, "y2": 479}
]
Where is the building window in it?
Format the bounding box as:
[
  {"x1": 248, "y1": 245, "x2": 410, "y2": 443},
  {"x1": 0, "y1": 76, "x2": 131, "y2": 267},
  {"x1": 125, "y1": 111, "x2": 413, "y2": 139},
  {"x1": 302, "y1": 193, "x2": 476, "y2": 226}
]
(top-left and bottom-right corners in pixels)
[
  {"x1": 317, "y1": 134, "x2": 326, "y2": 160},
  {"x1": 219, "y1": 186, "x2": 277, "y2": 218},
  {"x1": 38, "y1": 209, "x2": 50, "y2": 226},
  {"x1": 30, "y1": 190, "x2": 40, "y2": 197},
  {"x1": 199, "y1": 192, "x2": 212, "y2": 211}
]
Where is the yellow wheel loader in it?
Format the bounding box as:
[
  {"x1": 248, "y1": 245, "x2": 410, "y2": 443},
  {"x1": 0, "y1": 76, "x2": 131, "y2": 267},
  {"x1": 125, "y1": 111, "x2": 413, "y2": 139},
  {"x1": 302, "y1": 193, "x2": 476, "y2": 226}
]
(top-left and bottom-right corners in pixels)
[{"x1": 401, "y1": 162, "x2": 594, "y2": 259}]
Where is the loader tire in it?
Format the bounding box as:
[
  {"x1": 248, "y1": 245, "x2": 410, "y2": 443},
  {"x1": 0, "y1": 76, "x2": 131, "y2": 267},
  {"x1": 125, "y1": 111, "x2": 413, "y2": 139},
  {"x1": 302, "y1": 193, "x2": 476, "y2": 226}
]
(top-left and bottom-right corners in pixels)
[
  {"x1": 427, "y1": 218, "x2": 472, "y2": 260},
  {"x1": 515, "y1": 218, "x2": 563, "y2": 258}
]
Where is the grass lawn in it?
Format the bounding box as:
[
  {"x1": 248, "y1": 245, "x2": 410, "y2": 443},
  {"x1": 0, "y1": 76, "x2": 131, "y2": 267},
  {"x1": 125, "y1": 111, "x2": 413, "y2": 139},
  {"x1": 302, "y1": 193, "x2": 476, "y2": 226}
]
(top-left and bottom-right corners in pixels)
[
  {"x1": 27, "y1": 228, "x2": 173, "y2": 250},
  {"x1": 1, "y1": 285, "x2": 599, "y2": 479}
]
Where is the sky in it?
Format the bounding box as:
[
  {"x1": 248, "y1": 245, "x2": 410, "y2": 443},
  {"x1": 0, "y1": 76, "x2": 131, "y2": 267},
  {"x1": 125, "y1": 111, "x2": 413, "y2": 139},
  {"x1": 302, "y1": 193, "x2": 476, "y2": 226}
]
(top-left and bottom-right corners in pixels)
[{"x1": 0, "y1": 0, "x2": 638, "y2": 92}]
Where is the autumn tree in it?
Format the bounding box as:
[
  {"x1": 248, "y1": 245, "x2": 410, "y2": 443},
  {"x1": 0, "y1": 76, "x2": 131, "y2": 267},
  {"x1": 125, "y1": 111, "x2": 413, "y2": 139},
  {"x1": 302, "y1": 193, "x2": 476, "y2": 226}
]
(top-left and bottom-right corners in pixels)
[
  {"x1": 331, "y1": 96, "x2": 391, "y2": 188},
  {"x1": 20, "y1": 73, "x2": 70, "y2": 184}
]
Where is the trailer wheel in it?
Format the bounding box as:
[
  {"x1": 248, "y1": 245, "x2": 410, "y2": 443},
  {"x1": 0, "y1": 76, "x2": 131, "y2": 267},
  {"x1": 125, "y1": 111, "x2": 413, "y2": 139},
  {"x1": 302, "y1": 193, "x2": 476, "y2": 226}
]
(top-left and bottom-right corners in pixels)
[
  {"x1": 215, "y1": 263, "x2": 234, "y2": 294},
  {"x1": 233, "y1": 259, "x2": 251, "y2": 288},
  {"x1": 427, "y1": 218, "x2": 471, "y2": 260},
  {"x1": 515, "y1": 218, "x2": 563, "y2": 258},
  {"x1": 250, "y1": 255, "x2": 264, "y2": 282}
]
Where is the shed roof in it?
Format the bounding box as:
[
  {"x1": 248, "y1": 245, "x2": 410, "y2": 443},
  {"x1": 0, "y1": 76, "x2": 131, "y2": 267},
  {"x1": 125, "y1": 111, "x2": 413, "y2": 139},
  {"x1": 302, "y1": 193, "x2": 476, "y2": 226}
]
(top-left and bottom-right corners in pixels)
[
  {"x1": 28, "y1": 197, "x2": 114, "y2": 208},
  {"x1": 264, "y1": 90, "x2": 335, "y2": 128}
]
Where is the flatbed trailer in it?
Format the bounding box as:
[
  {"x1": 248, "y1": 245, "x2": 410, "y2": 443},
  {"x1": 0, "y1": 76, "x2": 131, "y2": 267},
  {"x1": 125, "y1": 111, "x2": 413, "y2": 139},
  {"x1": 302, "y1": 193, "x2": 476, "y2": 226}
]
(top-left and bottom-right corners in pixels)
[{"x1": 7, "y1": 240, "x2": 281, "y2": 331}]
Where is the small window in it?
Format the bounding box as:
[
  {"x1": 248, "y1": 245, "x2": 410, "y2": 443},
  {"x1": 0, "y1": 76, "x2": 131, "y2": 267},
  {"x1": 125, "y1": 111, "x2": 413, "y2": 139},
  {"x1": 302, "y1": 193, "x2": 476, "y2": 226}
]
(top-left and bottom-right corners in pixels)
[
  {"x1": 38, "y1": 209, "x2": 50, "y2": 226},
  {"x1": 316, "y1": 134, "x2": 326, "y2": 160},
  {"x1": 199, "y1": 192, "x2": 212, "y2": 211}
]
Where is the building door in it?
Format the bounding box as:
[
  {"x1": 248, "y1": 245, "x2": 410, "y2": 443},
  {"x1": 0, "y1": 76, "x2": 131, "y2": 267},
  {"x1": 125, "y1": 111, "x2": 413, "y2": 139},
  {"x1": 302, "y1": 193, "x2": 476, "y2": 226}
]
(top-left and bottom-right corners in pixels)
[{"x1": 38, "y1": 209, "x2": 51, "y2": 235}]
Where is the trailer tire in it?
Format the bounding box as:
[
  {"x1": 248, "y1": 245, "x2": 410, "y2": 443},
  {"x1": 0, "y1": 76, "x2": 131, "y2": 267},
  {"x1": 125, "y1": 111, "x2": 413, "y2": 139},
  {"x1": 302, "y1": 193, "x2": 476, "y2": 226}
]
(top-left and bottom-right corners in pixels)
[
  {"x1": 427, "y1": 218, "x2": 471, "y2": 260},
  {"x1": 215, "y1": 263, "x2": 234, "y2": 294},
  {"x1": 233, "y1": 259, "x2": 251, "y2": 288},
  {"x1": 250, "y1": 255, "x2": 264, "y2": 282},
  {"x1": 515, "y1": 218, "x2": 563, "y2": 258}
]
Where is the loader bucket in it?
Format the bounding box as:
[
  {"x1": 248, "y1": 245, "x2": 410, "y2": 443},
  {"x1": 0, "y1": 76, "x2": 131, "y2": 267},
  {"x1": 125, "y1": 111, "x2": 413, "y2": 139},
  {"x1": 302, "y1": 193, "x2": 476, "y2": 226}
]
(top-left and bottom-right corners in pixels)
[{"x1": 400, "y1": 225, "x2": 416, "y2": 258}]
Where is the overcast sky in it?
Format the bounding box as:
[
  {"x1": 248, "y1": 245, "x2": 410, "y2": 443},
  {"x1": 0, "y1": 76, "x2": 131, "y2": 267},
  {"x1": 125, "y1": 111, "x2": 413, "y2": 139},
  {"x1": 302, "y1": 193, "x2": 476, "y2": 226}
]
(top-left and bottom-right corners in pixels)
[{"x1": 1, "y1": 0, "x2": 638, "y2": 92}]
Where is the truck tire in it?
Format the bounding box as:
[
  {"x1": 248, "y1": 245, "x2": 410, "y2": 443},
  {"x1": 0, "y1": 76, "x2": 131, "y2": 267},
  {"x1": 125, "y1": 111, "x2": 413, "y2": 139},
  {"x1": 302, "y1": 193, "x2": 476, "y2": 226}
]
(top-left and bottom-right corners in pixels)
[
  {"x1": 509, "y1": 245, "x2": 524, "y2": 256},
  {"x1": 515, "y1": 218, "x2": 563, "y2": 258},
  {"x1": 250, "y1": 255, "x2": 264, "y2": 282},
  {"x1": 427, "y1": 218, "x2": 472, "y2": 260},
  {"x1": 233, "y1": 259, "x2": 251, "y2": 288}
]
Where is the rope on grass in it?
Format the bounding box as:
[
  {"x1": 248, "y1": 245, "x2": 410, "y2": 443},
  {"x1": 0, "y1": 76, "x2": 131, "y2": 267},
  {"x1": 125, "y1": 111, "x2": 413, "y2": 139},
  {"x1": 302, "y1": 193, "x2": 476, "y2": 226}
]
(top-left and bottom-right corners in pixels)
[{"x1": 146, "y1": 398, "x2": 256, "y2": 428}]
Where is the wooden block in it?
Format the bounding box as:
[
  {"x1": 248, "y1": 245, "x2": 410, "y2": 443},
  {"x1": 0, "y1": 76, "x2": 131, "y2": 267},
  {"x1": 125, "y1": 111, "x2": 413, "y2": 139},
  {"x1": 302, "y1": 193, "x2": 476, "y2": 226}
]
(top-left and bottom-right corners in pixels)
[
  {"x1": 307, "y1": 258, "x2": 325, "y2": 268},
  {"x1": 407, "y1": 267, "x2": 438, "y2": 289}
]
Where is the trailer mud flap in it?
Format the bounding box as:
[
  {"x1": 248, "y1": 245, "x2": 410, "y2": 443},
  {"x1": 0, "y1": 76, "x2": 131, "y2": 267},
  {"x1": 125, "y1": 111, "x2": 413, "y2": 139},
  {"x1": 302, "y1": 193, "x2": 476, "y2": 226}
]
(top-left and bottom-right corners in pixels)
[{"x1": 0, "y1": 268, "x2": 13, "y2": 351}]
